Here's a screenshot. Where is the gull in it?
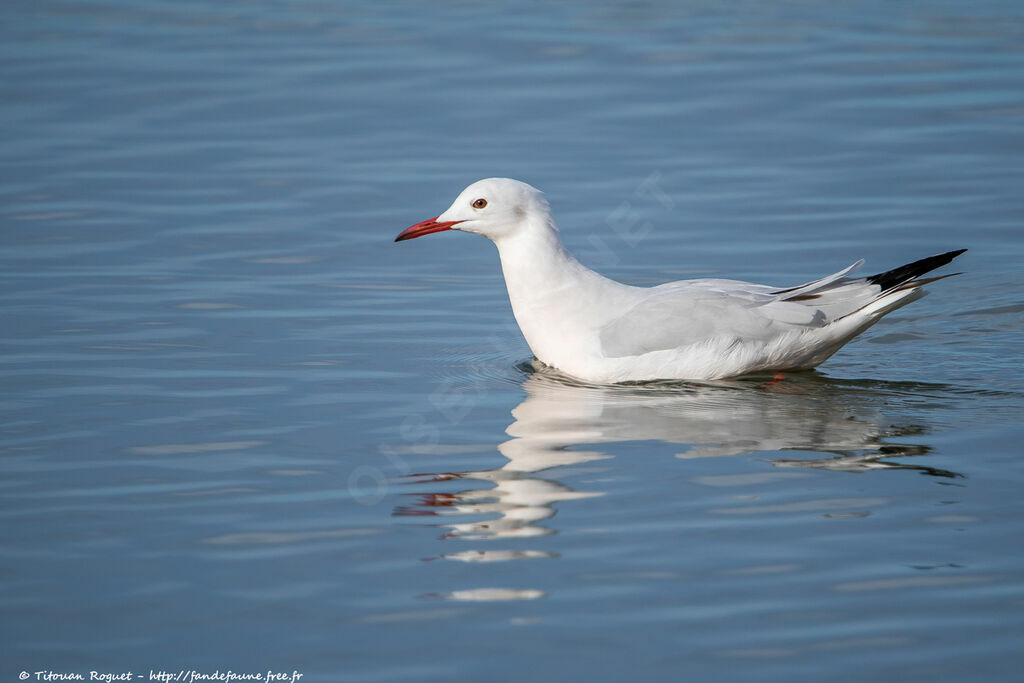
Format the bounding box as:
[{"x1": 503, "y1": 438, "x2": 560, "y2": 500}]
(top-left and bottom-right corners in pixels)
[{"x1": 395, "y1": 178, "x2": 965, "y2": 383}]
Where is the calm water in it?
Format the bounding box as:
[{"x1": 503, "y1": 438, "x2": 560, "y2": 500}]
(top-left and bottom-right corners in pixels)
[{"x1": 3, "y1": 1, "x2": 1024, "y2": 681}]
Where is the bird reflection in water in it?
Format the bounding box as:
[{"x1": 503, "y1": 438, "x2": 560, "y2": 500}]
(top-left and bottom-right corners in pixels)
[{"x1": 396, "y1": 363, "x2": 961, "y2": 559}]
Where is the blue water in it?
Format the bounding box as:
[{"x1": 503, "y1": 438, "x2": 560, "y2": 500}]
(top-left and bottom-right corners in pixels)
[{"x1": 3, "y1": 1, "x2": 1024, "y2": 681}]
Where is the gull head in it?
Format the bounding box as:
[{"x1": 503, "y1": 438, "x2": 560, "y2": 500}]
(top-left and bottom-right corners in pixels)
[{"x1": 395, "y1": 178, "x2": 551, "y2": 243}]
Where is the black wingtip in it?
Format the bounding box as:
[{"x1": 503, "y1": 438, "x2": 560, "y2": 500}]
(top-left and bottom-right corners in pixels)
[{"x1": 867, "y1": 249, "x2": 967, "y2": 292}]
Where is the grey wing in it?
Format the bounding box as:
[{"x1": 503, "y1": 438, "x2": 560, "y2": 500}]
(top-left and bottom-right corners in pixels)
[
  {"x1": 598, "y1": 280, "x2": 828, "y2": 358},
  {"x1": 597, "y1": 256, "x2": 959, "y2": 359},
  {"x1": 770, "y1": 259, "x2": 864, "y2": 298}
]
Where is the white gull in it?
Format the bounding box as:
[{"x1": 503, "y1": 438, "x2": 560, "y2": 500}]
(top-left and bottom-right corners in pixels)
[{"x1": 395, "y1": 178, "x2": 965, "y2": 383}]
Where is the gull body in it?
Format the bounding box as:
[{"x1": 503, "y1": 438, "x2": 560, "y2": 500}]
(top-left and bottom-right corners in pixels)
[{"x1": 395, "y1": 178, "x2": 965, "y2": 383}]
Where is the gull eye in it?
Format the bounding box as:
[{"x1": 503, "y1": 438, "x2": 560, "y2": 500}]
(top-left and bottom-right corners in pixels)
[{"x1": 472, "y1": 198, "x2": 487, "y2": 209}]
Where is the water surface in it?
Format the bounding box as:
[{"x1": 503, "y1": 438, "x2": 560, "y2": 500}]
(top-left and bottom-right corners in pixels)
[{"x1": 3, "y1": 1, "x2": 1024, "y2": 681}]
